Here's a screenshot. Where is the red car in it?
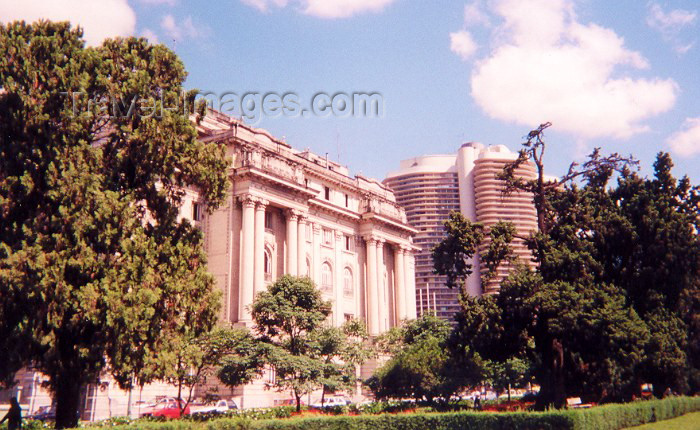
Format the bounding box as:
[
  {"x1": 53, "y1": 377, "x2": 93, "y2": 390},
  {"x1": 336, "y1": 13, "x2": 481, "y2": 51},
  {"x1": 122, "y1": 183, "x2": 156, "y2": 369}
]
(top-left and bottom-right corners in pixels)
[{"x1": 141, "y1": 398, "x2": 190, "y2": 419}]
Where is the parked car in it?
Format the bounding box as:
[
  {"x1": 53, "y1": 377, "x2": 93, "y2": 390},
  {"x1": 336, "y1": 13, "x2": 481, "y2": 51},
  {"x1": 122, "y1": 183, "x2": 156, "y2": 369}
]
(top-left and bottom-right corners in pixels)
[
  {"x1": 190, "y1": 399, "x2": 238, "y2": 415},
  {"x1": 310, "y1": 396, "x2": 350, "y2": 408},
  {"x1": 275, "y1": 398, "x2": 304, "y2": 406},
  {"x1": 140, "y1": 398, "x2": 190, "y2": 419},
  {"x1": 27, "y1": 405, "x2": 55, "y2": 421}
]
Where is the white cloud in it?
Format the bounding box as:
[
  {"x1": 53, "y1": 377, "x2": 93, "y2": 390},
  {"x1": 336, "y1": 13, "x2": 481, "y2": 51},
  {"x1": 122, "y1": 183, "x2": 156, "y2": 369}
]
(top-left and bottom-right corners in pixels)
[
  {"x1": 139, "y1": 0, "x2": 177, "y2": 5},
  {"x1": 463, "y1": 1, "x2": 490, "y2": 27},
  {"x1": 667, "y1": 118, "x2": 700, "y2": 157},
  {"x1": 160, "y1": 14, "x2": 204, "y2": 41},
  {"x1": 450, "y1": 30, "x2": 477, "y2": 60},
  {"x1": 647, "y1": 3, "x2": 697, "y2": 54},
  {"x1": 457, "y1": 0, "x2": 677, "y2": 139},
  {"x1": 303, "y1": 0, "x2": 395, "y2": 18},
  {"x1": 0, "y1": 0, "x2": 136, "y2": 46},
  {"x1": 647, "y1": 3, "x2": 696, "y2": 34},
  {"x1": 241, "y1": 0, "x2": 288, "y2": 12},
  {"x1": 240, "y1": 0, "x2": 395, "y2": 18},
  {"x1": 141, "y1": 28, "x2": 159, "y2": 44}
]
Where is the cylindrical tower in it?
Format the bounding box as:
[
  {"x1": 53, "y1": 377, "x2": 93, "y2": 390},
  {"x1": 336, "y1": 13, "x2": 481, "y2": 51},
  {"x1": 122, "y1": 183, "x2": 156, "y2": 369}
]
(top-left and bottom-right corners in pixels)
[
  {"x1": 473, "y1": 145, "x2": 538, "y2": 294},
  {"x1": 384, "y1": 156, "x2": 462, "y2": 321}
]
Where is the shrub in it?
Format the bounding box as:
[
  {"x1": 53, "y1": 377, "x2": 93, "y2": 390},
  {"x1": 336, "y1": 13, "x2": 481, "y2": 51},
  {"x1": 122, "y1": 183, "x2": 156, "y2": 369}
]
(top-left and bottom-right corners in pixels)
[
  {"x1": 568, "y1": 396, "x2": 700, "y2": 430},
  {"x1": 66, "y1": 396, "x2": 700, "y2": 430}
]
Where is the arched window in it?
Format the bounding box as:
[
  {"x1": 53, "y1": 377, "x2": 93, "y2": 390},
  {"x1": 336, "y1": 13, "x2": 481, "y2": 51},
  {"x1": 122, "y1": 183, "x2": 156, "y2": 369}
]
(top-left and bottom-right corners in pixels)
[
  {"x1": 343, "y1": 267, "x2": 353, "y2": 297},
  {"x1": 264, "y1": 248, "x2": 272, "y2": 281},
  {"x1": 321, "y1": 262, "x2": 333, "y2": 291}
]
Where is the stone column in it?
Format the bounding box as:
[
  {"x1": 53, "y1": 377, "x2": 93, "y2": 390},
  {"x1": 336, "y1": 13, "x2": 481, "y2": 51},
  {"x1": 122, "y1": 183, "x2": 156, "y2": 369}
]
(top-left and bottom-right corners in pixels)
[
  {"x1": 394, "y1": 245, "x2": 406, "y2": 323},
  {"x1": 312, "y1": 223, "x2": 321, "y2": 284},
  {"x1": 297, "y1": 215, "x2": 307, "y2": 276},
  {"x1": 286, "y1": 210, "x2": 299, "y2": 276},
  {"x1": 239, "y1": 195, "x2": 256, "y2": 322},
  {"x1": 334, "y1": 231, "x2": 344, "y2": 326},
  {"x1": 405, "y1": 250, "x2": 417, "y2": 319},
  {"x1": 253, "y1": 199, "x2": 267, "y2": 297},
  {"x1": 365, "y1": 236, "x2": 378, "y2": 336},
  {"x1": 375, "y1": 239, "x2": 386, "y2": 333}
]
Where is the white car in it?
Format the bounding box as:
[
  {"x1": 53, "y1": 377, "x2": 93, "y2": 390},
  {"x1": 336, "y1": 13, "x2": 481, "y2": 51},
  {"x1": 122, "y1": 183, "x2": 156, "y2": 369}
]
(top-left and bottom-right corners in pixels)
[
  {"x1": 310, "y1": 396, "x2": 350, "y2": 408},
  {"x1": 190, "y1": 399, "x2": 238, "y2": 415}
]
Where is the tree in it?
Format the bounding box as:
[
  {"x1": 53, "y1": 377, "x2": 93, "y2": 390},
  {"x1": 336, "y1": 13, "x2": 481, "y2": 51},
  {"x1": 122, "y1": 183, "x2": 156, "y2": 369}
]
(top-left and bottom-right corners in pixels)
[
  {"x1": 310, "y1": 319, "x2": 374, "y2": 406},
  {"x1": 251, "y1": 275, "x2": 332, "y2": 411},
  {"x1": 160, "y1": 326, "x2": 265, "y2": 414},
  {"x1": 431, "y1": 212, "x2": 484, "y2": 291},
  {"x1": 0, "y1": 21, "x2": 228, "y2": 428},
  {"x1": 368, "y1": 314, "x2": 480, "y2": 404},
  {"x1": 441, "y1": 124, "x2": 697, "y2": 409},
  {"x1": 485, "y1": 357, "x2": 532, "y2": 401}
]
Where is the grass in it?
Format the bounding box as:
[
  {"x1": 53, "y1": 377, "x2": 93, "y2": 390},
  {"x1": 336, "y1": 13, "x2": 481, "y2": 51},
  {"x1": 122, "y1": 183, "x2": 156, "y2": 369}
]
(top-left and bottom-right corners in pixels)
[{"x1": 623, "y1": 411, "x2": 700, "y2": 429}]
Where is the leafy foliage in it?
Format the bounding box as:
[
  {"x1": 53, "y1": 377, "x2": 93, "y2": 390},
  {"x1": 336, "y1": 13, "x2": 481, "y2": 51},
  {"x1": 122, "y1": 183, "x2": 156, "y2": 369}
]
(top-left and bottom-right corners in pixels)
[
  {"x1": 368, "y1": 314, "x2": 480, "y2": 403},
  {"x1": 431, "y1": 212, "x2": 484, "y2": 290},
  {"x1": 71, "y1": 397, "x2": 700, "y2": 430},
  {"x1": 0, "y1": 21, "x2": 228, "y2": 428},
  {"x1": 440, "y1": 123, "x2": 699, "y2": 409},
  {"x1": 252, "y1": 276, "x2": 372, "y2": 411},
  {"x1": 158, "y1": 326, "x2": 265, "y2": 413}
]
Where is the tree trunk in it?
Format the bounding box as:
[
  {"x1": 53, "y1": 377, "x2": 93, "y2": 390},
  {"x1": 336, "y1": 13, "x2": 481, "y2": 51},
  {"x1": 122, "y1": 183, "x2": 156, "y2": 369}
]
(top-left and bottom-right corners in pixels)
[
  {"x1": 535, "y1": 337, "x2": 566, "y2": 410},
  {"x1": 54, "y1": 374, "x2": 82, "y2": 429},
  {"x1": 295, "y1": 393, "x2": 302, "y2": 412},
  {"x1": 321, "y1": 385, "x2": 326, "y2": 407}
]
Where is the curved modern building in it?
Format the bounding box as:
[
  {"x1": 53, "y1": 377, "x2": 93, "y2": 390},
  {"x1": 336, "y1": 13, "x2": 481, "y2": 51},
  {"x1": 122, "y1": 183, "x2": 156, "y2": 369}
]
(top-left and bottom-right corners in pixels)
[
  {"x1": 383, "y1": 156, "x2": 462, "y2": 320},
  {"x1": 384, "y1": 143, "x2": 538, "y2": 320}
]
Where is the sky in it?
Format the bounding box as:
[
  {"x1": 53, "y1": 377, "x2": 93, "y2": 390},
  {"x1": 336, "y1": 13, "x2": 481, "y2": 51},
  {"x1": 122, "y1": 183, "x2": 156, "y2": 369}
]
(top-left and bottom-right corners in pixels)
[{"x1": 1, "y1": 0, "x2": 699, "y2": 183}]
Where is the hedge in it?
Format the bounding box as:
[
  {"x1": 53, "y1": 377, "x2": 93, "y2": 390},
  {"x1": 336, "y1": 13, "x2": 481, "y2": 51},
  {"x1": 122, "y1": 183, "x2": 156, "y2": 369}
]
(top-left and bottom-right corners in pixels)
[{"x1": 64, "y1": 396, "x2": 700, "y2": 430}]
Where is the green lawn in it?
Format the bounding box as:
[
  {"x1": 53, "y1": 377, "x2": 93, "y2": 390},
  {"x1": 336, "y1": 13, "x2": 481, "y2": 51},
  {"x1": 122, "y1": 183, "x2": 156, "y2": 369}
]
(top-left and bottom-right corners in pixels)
[{"x1": 623, "y1": 411, "x2": 700, "y2": 429}]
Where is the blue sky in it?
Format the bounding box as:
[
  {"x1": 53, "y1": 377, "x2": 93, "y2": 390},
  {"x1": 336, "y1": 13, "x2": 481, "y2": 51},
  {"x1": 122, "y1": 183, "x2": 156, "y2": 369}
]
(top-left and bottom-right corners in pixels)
[{"x1": 2, "y1": 0, "x2": 699, "y2": 183}]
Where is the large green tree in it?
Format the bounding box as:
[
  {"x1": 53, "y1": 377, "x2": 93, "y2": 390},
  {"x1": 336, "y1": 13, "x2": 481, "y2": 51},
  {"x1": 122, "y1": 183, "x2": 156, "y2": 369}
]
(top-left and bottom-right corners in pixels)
[
  {"x1": 0, "y1": 21, "x2": 228, "y2": 428},
  {"x1": 251, "y1": 275, "x2": 332, "y2": 412},
  {"x1": 367, "y1": 314, "x2": 481, "y2": 404},
  {"x1": 443, "y1": 123, "x2": 698, "y2": 409},
  {"x1": 310, "y1": 319, "x2": 374, "y2": 406}
]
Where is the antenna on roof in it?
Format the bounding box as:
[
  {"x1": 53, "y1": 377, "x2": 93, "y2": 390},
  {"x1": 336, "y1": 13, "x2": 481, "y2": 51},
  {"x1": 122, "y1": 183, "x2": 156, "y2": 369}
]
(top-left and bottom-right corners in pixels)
[{"x1": 336, "y1": 128, "x2": 341, "y2": 163}]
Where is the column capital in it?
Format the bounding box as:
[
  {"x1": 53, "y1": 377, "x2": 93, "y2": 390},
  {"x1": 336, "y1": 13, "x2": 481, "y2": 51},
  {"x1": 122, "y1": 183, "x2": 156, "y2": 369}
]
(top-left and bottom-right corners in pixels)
[
  {"x1": 312, "y1": 223, "x2": 321, "y2": 234},
  {"x1": 286, "y1": 208, "x2": 301, "y2": 221},
  {"x1": 255, "y1": 198, "x2": 269, "y2": 210},
  {"x1": 239, "y1": 194, "x2": 257, "y2": 208},
  {"x1": 364, "y1": 235, "x2": 378, "y2": 245},
  {"x1": 335, "y1": 230, "x2": 344, "y2": 241}
]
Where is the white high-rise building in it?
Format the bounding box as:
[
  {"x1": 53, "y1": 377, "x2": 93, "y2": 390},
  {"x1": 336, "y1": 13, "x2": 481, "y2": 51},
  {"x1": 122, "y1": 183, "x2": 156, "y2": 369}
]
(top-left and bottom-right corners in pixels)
[{"x1": 384, "y1": 143, "x2": 537, "y2": 321}]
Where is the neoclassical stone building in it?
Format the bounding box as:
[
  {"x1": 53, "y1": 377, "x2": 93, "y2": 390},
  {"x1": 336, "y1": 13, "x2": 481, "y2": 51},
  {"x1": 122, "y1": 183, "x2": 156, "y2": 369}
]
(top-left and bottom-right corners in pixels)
[
  {"x1": 191, "y1": 110, "x2": 418, "y2": 406},
  {"x1": 196, "y1": 110, "x2": 418, "y2": 335}
]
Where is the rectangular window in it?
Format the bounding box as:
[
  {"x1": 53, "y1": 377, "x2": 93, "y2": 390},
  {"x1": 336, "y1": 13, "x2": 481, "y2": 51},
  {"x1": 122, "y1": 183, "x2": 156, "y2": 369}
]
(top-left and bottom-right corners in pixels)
[
  {"x1": 264, "y1": 211, "x2": 272, "y2": 229},
  {"x1": 344, "y1": 194, "x2": 349, "y2": 207},
  {"x1": 323, "y1": 229, "x2": 333, "y2": 246},
  {"x1": 324, "y1": 186, "x2": 330, "y2": 200},
  {"x1": 192, "y1": 202, "x2": 202, "y2": 221},
  {"x1": 344, "y1": 235, "x2": 350, "y2": 251}
]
